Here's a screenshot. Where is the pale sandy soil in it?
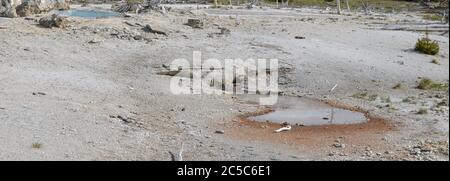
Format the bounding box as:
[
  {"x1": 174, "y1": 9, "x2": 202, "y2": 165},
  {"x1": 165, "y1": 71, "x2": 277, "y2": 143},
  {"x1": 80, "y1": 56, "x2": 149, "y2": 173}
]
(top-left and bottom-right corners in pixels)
[{"x1": 0, "y1": 4, "x2": 448, "y2": 160}]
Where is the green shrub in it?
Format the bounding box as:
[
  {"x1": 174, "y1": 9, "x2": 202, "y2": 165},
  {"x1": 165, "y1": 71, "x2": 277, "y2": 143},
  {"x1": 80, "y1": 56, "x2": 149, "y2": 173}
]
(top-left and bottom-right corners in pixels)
[
  {"x1": 415, "y1": 37, "x2": 440, "y2": 55},
  {"x1": 392, "y1": 83, "x2": 402, "y2": 89},
  {"x1": 126, "y1": 0, "x2": 144, "y2": 4},
  {"x1": 418, "y1": 78, "x2": 449, "y2": 90},
  {"x1": 422, "y1": 14, "x2": 444, "y2": 21},
  {"x1": 431, "y1": 59, "x2": 441, "y2": 65},
  {"x1": 32, "y1": 142, "x2": 42, "y2": 149},
  {"x1": 417, "y1": 108, "x2": 428, "y2": 115}
]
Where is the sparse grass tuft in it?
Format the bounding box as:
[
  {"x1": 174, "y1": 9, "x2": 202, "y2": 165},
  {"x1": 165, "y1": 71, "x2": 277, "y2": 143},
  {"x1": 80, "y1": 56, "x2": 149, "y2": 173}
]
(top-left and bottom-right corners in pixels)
[
  {"x1": 383, "y1": 96, "x2": 391, "y2": 103},
  {"x1": 415, "y1": 37, "x2": 440, "y2": 55},
  {"x1": 352, "y1": 92, "x2": 368, "y2": 99},
  {"x1": 422, "y1": 14, "x2": 444, "y2": 21},
  {"x1": 431, "y1": 59, "x2": 441, "y2": 65},
  {"x1": 368, "y1": 94, "x2": 379, "y2": 101},
  {"x1": 125, "y1": 0, "x2": 144, "y2": 4},
  {"x1": 417, "y1": 108, "x2": 428, "y2": 115},
  {"x1": 263, "y1": 0, "x2": 417, "y2": 12},
  {"x1": 402, "y1": 96, "x2": 416, "y2": 104},
  {"x1": 417, "y1": 78, "x2": 449, "y2": 91},
  {"x1": 418, "y1": 78, "x2": 433, "y2": 90},
  {"x1": 352, "y1": 92, "x2": 379, "y2": 101},
  {"x1": 437, "y1": 100, "x2": 448, "y2": 107},
  {"x1": 32, "y1": 142, "x2": 42, "y2": 149},
  {"x1": 393, "y1": 83, "x2": 402, "y2": 89}
]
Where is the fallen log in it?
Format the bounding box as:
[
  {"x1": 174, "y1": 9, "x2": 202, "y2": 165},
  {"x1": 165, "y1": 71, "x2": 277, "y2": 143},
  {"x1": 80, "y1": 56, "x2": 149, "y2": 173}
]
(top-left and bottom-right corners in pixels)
[
  {"x1": 142, "y1": 24, "x2": 168, "y2": 36},
  {"x1": 382, "y1": 24, "x2": 449, "y2": 32},
  {"x1": 274, "y1": 125, "x2": 291, "y2": 133}
]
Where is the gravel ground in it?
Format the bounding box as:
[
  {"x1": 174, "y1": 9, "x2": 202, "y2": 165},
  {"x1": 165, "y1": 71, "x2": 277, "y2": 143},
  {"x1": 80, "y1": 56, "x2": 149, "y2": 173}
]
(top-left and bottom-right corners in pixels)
[{"x1": 0, "y1": 4, "x2": 448, "y2": 160}]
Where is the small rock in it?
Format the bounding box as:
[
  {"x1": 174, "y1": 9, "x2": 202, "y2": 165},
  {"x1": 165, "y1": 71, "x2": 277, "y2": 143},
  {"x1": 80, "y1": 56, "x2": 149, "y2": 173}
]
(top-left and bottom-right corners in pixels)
[
  {"x1": 215, "y1": 130, "x2": 225, "y2": 134},
  {"x1": 142, "y1": 24, "x2": 167, "y2": 36},
  {"x1": 162, "y1": 63, "x2": 170, "y2": 69},
  {"x1": 143, "y1": 24, "x2": 153, "y2": 32},
  {"x1": 88, "y1": 39, "x2": 101, "y2": 44},
  {"x1": 32, "y1": 92, "x2": 46, "y2": 96},
  {"x1": 294, "y1": 36, "x2": 306, "y2": 39},
  {"x1": 365, "y1": 151, "x2": 374, "y2": 157},
  {"x1": 218, "y1": 27, "x2": 230, "y2": 35},
  {"x1": 186, "y1": 19, "x2": 203, "y2": 29},
  {"x1": 117, "y1": 115, "x2": 131, "y2": 123},
  {"x1": 410, "y1": 148, "x2": 421, "y2": 156},
  {"x1": 39, "y1": 14, "x2": 69, "y2": 28},
  {"x1": 333, "y1": 143, "x2": 345, "y2": 148},
  {"x1": 124, "y1": 21, "x2": 136, "y2": 27},
  {"x1": 133, "y1": 35, "x2": 143, "y2": 40}
]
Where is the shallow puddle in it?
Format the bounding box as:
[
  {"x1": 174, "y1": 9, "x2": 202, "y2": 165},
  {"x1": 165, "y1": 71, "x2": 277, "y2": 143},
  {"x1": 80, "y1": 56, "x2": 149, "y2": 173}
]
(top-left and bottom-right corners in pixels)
[
  {"x1": 243, "y1": 96, "x2": 368, "y2": 126},
  {"x1": 53, "y1": 9, "x2": 118, "y2": 19}
]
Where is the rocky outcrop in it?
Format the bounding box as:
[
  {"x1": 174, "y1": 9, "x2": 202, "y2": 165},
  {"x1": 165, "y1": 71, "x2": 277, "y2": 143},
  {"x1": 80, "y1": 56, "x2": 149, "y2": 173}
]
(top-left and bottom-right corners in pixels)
[
  {"x1": 112, "y1": 0, "x2": 162, "y2": 13},
  {"x1": 39, "y1": 14, "x2": 68, "y2": 28},
  {"x1": 0, "y1": 0, "x2": 70, "y2": 17},
  {"x1": 0, "y1": 0, "x2": 21, "y2": 17}
]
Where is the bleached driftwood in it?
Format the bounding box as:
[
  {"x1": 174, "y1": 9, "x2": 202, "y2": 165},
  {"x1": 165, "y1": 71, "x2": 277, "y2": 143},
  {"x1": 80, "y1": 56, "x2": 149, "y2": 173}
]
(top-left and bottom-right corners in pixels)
[
  {"x1": 336, "y1": 0, "x2": 341, "y2": 14},
  {"x1": 345, "y1": 0, "x2": 351, "y2": 13},
  {"x1": 360, "y1": 0, "x2": 372, "y2": 15},
  {"x1": 178, "y1": 142, "x2": 184, "y2": 161},
  {"x1": 382, "y1": 24, "x2": 449, "y2": 32},
  {"x1": 169, "y1": 142, "x2": 184, "y2": 161},
  {"x1": 330, "y1": 84, "x2": 338, "y2": 92},
  {"x1": 274, "y1": 125, "x2": 291, "y2": 133}
]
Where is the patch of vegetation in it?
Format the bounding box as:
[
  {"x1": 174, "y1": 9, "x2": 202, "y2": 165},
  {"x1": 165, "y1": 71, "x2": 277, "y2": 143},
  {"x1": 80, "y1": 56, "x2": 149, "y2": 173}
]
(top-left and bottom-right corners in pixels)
[
  {"x1": 415, "y1": 37, "x2": 440, "y2": 55},
  {"x1": 402, "y1": 96, "x2": 417, "y2": 104},
  {"x1": 382, "y1": 96, "x2": 391, "y2": 103},
  {"x1": 437, "y1": 100, "x2": 448, "y2": 107},
  {"x1": 417, "y1": 108, "x2": 428, "y2": 115},
  {"x1": 388, "y1": 106, "x2": 398, "y2": 112},
  {"x1": 261, "y1": 0, "x2": 417, "y2": 12},
  {"x1": 352, "y1": 92, "x2": 368, "y2": 99},
  {"x1": 368, "y1": 95, "x2": 378, "y2": 101},
  {"x1": 32, "y1": 142, "x2": 42, "y2": 149},
  {"x1": 417, "y1": 78, "x2": 449, "y2": 91},
  {"x1": 422, "y1": 14, "x2": 444, "y2": 21},
  {"x1": 402, "y1": 97, "x2": 411, "y2": 103},
  {"x1": 352, "y1": 92, "x2": 378, "y2": 101},
  {"x1": 126, "y1": 0, "x2": 144, "y2": 4},
  {"x1": 393, "y1": 83, "x2": 403, "y2": 89},
  {"x1": 431, "y1": 59, "x2": 441, "y2": 65}
]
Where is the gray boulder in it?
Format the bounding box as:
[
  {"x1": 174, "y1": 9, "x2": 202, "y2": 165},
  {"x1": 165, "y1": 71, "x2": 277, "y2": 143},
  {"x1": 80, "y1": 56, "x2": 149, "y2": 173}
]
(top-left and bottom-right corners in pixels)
[
  {"x1": 1, "y1": 0, "x2": 70, "y2": 17},
  {"x1": 39, "y1": 13, "x2": 68, "y2": 28},
  {"x1": 0, "y1": 0, "x2": 20, "y2": 17}
]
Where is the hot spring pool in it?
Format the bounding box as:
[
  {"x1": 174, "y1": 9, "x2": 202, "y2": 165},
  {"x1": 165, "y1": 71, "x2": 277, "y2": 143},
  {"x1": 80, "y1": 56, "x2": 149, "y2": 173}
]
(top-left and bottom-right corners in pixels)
[{"x1": 53, "y1": 9, "x2": 119, "y2": 19}]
